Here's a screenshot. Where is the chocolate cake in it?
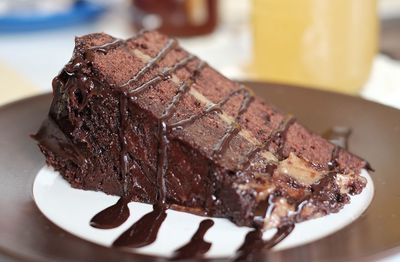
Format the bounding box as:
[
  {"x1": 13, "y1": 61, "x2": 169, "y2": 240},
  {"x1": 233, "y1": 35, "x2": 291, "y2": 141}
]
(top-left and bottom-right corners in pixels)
[{"x1": 33, "y1": 30, "x2": 369, "y2": 230}]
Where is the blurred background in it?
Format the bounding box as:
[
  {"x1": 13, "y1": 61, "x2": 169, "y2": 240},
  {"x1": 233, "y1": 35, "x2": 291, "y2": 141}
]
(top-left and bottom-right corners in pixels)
[
  {"x1": 0, "y1": 0, "x2": 399, "y2": 110},
  {"x1": 0, "y1": 1, "x2": 398, "y2": 261},
  {"x1": 0, "y1": 0, "x2": 398, "y2": 100}
]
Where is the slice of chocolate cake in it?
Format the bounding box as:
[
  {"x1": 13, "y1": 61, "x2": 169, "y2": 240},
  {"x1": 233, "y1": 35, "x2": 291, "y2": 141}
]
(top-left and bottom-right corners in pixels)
[{"x1": 33, "y1": 31, "x2": 369, "y2": 229}]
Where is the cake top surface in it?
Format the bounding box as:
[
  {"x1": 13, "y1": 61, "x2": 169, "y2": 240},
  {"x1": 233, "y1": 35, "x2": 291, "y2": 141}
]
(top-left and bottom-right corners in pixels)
[{"x1": 64, "y1": 31, "x2": 366, "y2": 179}]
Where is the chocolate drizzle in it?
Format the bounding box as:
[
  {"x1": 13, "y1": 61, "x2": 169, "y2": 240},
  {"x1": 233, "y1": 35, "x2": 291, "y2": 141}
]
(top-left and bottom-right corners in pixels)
[
  {"x1": 328, "y1": 146, "x2": 341, "y2": 171},
  {"x1": 212, "y1": 86, "x2": 254, "y2": 159},
  {"x1": 171, "y1": 219, "x2": 214, "y2": 260},
  {"x1": 127, "y1": 54, "x2": 196, "y2": 95},
  {"x1": 323, "y1": 126, "x2": 352, "y2": 171},
  {"x1": 253, "y1": 194, "x2": 276, "y2": 227},
  {"x1": 88, "y1": 38, "x2": 124, "y2": 54},
  {"x1": 169, "y1": 86, "x2": 250, "y2": 128},
  {"x1": 240, "y1": 115, "x2": 295, "y2": 169},
  {"x1": 89, "y1": 39, "x2": 181, "y2": 227},
  {"x1": 212, "y1": 123, "x2": 241, "y2": 159},
  {"x1": 85, "y1": 37, "x2": 267, "y2": 257},
  {"x1": 156, "y1": 121, "x2": 169, "y2": 204},
  {"x1": 113, "y1": 205, "x2": 167, "y2": 248},
  {"x1": 88, "y1": 94, "x2": 131, "y2": 230},
  {"x1": 87, "y1": 30, "x2": 149, "y2": 55},
  {"x1": 83, "y1": 38, "x2": 298, "y2": 255},
  {"x1": 121, "y1": 38, "x2": 177, "y2": 89},
  {"x1": 275, "y1": 116, "x2": 296, "y2": 158},
  {"x1": 155, "y1": 60, "x2": 206, "y2": 204},
  {"x1": 88, "y1": 39, "x2": 206, "y2": 235},
  {"x1": 234, "y1": 224, "x2": 295, "y2": 261},
  {"x1": 323, "y1": 126, "x2": 351, "y2": 150},
  {"x1": 119, "y1": 94, "x2": 130, "y2": 193}
]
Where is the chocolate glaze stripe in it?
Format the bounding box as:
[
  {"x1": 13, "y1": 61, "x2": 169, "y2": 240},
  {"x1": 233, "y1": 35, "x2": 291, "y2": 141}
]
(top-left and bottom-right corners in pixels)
[
  {"x1": 212, "y1": 86, "x2": 255, "y2": 159},
  {"x1": 156, "y1": 60, "x2": 206, "y2": 205},
  {"x1": 90, "y1": 53, "x2": 204, "y2": 227},
  {"x1": 86, "y1": 35, "x2": 305, "y2": 181},
  {"x1": 323, "y1": 126, "x2": 351, "y2": 150},
  {"x1": 89, "y1": 94, "x2": 131, "y2": 230},
  {"x1": 236, "y1": 85, "x2": 256, "y2": 117},
  {"x1": 89, "y1": 37, "x2": 178, "y2": 226},
  {"x1": 128, "y1": 46, "x2": 284, "y2": 170},
  {"x1": 323, "y1": 126, "x2": 352, "y2": 171},
  {"x1": 127, "y1": 54, "x2": 196, "y2": 96},
  {"x1": 87, "y1": 29, "x2": 149, "y2": 54},
  {"x1": 171, "y1": 219, "x2": 214, "y2": 260},
  {"x1": 275, "y1": 116, "x2": 297, "y2": 160},
  {"x1": 126, "y1": 39, "x2": 304, "y2": 177},
  {"x1": 161, "y1": 81, "x2": 191, "y2": 120},
  {"x1": 156, "y1": 121, "x2": 169, "y2": 205},
  {"x1": 122, "y1": 38, "x2": 177, "y2": 89},
  {"x1": 234, "y1": 223, "x2": 295, "y2": 261},
  {"x1": 323, "y1": 126, "x2": 375, "y2": 172},
  {"x1": 212, "y1": 123, "x2": 241, "y2": 159},
  {"x1": 293, "y1": 199, "x2": 309, "y2": 221},
  {"x1": 239, "y1": 115, "x2": 295, "y2": 170},
  {"x1": 128, "y1": 55, "x2": 206, "y2": 207},
  {"x1": 161, "y1": 61, "x2": 206, "y2": 120},
  {"x1": 328, "y1": 146, "x2": 341, "y2": 171},
  {"x1": 88, "y1": 38, "x2": 124, "y2": 54},
  {"x1": 169, "y1": 87, "x2": 246, "y2": 128},
  {"x1": 119, "y1": 94, "x2": 130, "y2": 194},
  {"x1": 253, "y1": 193, "x2": 276, "y2": 227},
  {"x1": 113, "y1": 205, "x2": 167, "y2": 248}
]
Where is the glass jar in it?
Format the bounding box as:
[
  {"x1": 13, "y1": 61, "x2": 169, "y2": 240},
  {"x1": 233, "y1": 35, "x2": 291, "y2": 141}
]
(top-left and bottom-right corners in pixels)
[{"x1": 250, "y1": 0, "x2": 378, "y2": 94}]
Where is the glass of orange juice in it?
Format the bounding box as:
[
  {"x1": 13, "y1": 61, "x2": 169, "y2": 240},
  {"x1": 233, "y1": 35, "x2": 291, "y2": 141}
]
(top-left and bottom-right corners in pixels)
[{"x1": 250, "y1": 0, "x2": 378, "y2": 95}]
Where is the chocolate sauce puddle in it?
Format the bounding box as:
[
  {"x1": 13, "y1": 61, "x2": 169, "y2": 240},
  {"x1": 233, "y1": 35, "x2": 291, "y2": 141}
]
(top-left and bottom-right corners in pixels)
[
  {"x1": 90, "y1": 197, "x2": 130, "y2": 229},
  {"x1": 234, "y1": 224, "x2": 295, "y2": 261},
  {"x1": 113, "y1": 205, "x2": 167, "y2": 248},
  {"x1": 171, "y1": 219, "x2": 214, "y2": 260}
]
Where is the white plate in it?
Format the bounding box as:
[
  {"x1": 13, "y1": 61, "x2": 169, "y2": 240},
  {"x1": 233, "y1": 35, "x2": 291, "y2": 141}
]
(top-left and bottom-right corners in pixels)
[{"x1": 33, "y1": 166, "x2": 374, "y2": 259}]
